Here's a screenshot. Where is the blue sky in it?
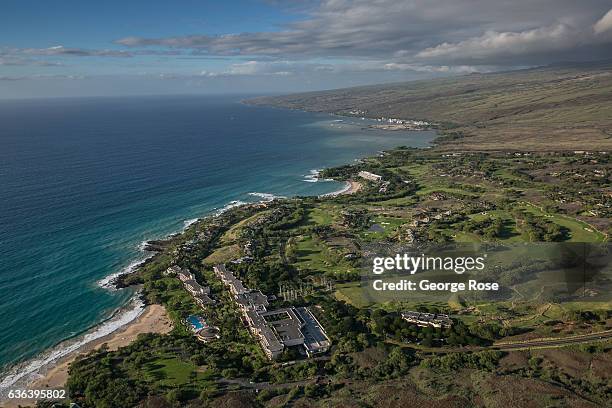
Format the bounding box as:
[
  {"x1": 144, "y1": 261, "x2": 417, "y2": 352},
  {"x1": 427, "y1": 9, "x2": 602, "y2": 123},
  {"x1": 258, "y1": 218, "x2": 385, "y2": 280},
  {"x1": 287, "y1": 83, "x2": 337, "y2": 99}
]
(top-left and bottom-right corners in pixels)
[
  {"x1": 1, "y1": 0, "x2": 612, "y2": 98},
  {"x1": 1, "y1": 1, "x2": 294, "y2": 47}
]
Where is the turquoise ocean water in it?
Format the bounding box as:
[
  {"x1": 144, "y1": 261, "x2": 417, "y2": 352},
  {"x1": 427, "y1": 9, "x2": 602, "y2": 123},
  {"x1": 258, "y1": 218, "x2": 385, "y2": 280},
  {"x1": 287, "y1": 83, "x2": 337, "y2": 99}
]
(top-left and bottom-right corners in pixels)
[{"x1": 0, "y1": 95, "x2": 434, "y2": 385}]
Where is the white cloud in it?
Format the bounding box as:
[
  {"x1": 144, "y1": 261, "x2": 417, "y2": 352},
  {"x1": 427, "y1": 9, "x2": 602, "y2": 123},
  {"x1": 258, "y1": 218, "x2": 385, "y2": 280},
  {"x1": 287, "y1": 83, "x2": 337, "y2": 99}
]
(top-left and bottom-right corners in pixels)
[
  {"x1": 0, "y1": 74, "x2": 85, "y2": 81},
  {"x1": 416, "y1": 24, "x2": 579, "y2": 61},
  {"x1": 27, "y1": 45, "x2": 133, "y2": 57},
  {"x1": 202, "y1": 60, "x2": 329, "y2": 77},
  {"x1": 4, "y1": 0, "x2": 612, "y2": 87},
  {"x1": 113, "y1": 0, "x2": 612, "y2": 67},
  {"x1": 594, "y1": 8, "x2": 612, "y2": 34}
]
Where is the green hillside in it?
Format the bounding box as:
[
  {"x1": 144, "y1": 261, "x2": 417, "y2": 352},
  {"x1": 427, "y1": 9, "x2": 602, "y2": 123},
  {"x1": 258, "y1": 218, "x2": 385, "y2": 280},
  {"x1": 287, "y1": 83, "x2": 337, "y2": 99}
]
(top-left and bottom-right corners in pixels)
[{"x1": 248, "y1": 62, "x2": 612, "y2": 151}]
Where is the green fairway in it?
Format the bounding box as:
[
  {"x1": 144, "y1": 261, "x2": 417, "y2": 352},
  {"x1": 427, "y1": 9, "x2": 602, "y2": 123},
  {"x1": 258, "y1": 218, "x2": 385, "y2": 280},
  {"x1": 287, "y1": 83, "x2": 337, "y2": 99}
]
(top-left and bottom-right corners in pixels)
[
  {"x1": 293, "y1": 234, "x2": 358, "y2": 276},
  {"x1": 305, "y1": 206, "x2": 336, "y2": 226},
  {"x1": 519, "y1": 203, "x2": 606, "y2": 242},
  {"x1": 143, "y1": 357, "x2": 198, "y2": 387}
]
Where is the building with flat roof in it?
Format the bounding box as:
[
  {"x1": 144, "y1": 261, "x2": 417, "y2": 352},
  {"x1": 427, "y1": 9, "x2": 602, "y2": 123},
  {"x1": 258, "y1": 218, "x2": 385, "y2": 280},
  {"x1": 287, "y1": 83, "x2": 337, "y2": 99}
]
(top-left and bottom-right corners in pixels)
[
  {"x1": 245, "y1": 305, "x2": 330, "y2": 359},
  {"x1": 235, "y1": 290, "x2": 269, "y2": 313},
  {"x1": 296, "y1": 307, "x2": 331, "y2": 356},
  {"x1": 358, "y1": 170, "x2": 383, "y2": 182},
  {"x1": 245, "y1": 310, "x2": 285, "y2": 359},
  {"x1": 402, "y1": 311, "x2": 453, "y2": 329},
  {"x1": 215, "y1": 264, "x2": 331, "y2": 359},
  {"x1": 261, "y1": 308, "x2": 305, "y2": 347}
]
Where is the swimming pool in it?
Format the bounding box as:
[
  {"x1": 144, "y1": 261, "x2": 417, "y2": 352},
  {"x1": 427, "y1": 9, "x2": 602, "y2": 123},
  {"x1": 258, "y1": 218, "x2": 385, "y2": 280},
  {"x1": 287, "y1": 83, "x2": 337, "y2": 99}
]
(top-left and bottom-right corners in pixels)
[{"x1": 187, "y1": 315, "x2": 206, "y2": 331}]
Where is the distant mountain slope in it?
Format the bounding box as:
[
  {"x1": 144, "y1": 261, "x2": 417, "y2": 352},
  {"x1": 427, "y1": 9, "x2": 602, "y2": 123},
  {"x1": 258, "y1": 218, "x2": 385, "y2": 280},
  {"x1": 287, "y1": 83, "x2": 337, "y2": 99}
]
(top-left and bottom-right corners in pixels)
[{"x1": 248, "y1": 62, "x2": 612, "y2": 151}]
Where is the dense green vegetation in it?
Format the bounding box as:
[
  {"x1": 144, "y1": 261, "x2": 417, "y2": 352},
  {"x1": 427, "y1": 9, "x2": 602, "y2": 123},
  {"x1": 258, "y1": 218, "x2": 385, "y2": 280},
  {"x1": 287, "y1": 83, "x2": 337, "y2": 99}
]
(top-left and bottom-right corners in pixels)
[
  {"x1": 52, "y1": 141, "x2": 609, "y2": 407},
  {"x1": 19, "y1": 61, "x2": 612, "y2": 408}
]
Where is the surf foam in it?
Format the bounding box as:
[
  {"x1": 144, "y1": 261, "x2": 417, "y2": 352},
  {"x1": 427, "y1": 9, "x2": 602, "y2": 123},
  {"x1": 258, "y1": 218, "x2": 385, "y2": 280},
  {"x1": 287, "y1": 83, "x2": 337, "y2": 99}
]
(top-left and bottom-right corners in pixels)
[
  {"x1": 248, "y1": 192, "x2": 285, "y2": 201},
  {"x1": 319, "y1": 181, "x2": 351, "y2": 197},
  {"x1": 97, "y1": 256, "x2": 154, "y2": 290},
  {"x1": 0, "y1": 296, "x2": 144, "y2": 398}
]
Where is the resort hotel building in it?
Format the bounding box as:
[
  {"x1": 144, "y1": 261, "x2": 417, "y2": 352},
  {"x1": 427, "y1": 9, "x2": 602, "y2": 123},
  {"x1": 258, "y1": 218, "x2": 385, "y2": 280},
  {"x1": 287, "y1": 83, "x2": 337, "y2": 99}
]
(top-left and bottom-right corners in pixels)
[
  {"x1": 214, "y1": 264, "x2": 331, "y2": 359},
  {"x1": 401, "y1": 311, "x2": 453, "y2": 329}
]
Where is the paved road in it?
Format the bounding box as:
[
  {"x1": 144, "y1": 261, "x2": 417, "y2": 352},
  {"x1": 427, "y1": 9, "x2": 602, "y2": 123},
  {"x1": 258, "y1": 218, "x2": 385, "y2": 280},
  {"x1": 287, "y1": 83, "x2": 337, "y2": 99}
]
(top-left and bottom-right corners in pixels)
[
  {"x1": 387, "y1": 329, "x2": 612, "y2": 353},
  {"x1": 491, "y1": 329, "x2": 612, "y2": 351}
]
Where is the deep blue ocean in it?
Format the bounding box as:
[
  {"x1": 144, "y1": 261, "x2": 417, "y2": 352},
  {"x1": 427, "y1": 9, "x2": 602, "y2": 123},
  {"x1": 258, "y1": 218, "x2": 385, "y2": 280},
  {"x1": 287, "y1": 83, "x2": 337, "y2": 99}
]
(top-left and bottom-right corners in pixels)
[{"x1": 0, "y1": 95, "x2": 434, "y2": 379}]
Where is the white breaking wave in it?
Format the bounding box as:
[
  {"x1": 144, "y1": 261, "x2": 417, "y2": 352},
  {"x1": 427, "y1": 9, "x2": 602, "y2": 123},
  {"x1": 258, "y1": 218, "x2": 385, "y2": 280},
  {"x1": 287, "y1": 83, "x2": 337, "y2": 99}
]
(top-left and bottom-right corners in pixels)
[
  {"x1": 319, "y1": 181, "x2": 351, "y2": 197},
  {"x1": 303, "y1": 169, "x2": 336, "y2": 183},
  {"x1": 0, "y1": 296, "x2": 145, "y2": 398},
  {"x1": 137, "y1": 240, "x2": 149, "y2": 251},
  {"x1": 214, "y1": 200, "x2": 247, "y2": 216},
  {"x1": 108, "y1": 216, "x2": 200, "y2": 288},
  {"x1": 303, "y1": 169, "x2": 321, "y2": 183},
  {"x1": 248, "y1": 192, "x2": 285, "y2": 201},
  {"x1": 183, "y1": 218, "x2": 199, "y2": 229},
  {"x1": 97, "y1": 256, "x2": 153, "y2": 289}
]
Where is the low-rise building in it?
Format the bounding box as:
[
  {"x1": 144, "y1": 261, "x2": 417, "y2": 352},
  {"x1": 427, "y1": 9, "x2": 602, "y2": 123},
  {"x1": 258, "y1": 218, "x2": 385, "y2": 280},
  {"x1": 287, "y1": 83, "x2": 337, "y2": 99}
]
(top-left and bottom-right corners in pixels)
[
  {"x1": 358, "y1": 171, "x2": 383, "y2": 182},
  {"x1": 402, "y1": 311, "x2": 453, "y2": 328},
  {"x1": 174, "y1": 267, "x2": 214, "y2": 306},
  {"x1": 296, "y1": 307, "x2": 331, "y2": 357},
  {"x1": 246, "y1": 307, "x2": 330, "y2": 359},
  {"x1": 235, "y1": 290, "x2": 269, "y2": 313},
  {"x1": 214, "y1": 264, "x2": 248, "y2": 295},
  {"x1": 164, "y1": 265, "x2": 181, "y2": 277},
  {"x1": 215, "y1": 264, "x2": 330, "y2": 359}
]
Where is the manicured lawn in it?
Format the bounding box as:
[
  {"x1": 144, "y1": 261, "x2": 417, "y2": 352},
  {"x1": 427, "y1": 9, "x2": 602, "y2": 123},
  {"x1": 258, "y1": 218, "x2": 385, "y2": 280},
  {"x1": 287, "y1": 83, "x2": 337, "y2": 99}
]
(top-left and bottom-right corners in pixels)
[
  {"x1": 453, "y1": 231, "x2": 482, "y2": 243},
  {"x1": 293, "y1": 235, "x2": 357, "y2": 275},
  {"x1": 359, "y1": 216, "x2": 407, "y2": 240},
  {"x1": 394, "y1": 163, "x2": 432, "y2": 177},
  {"x1": 519, "y1": 203, "x2": 605, "y2": 242},
  {"x1": 369, "y1": 196, "x2": 418, "y2": 206},
  {"x1": 204, "y1": 244, "x2": 241, "y2": 264},
  {"x1": 143, "y1": 357, "x2": 197, "y2": 386},
  {"x1": 466, "y1": 209, "x2": 523, "y2": 242},
  {"x1": 219, "y1": 211, "x2": 270, "y2": 244},
  {"x1": 335, "y1": 282, "x2": 371, "y2": 308},
  {"x1": 305, "y1": 206, "x2": 335, "y2": 226},
  {"x1": 416, "y1": 186, "x2": 478, "y2": 198}
]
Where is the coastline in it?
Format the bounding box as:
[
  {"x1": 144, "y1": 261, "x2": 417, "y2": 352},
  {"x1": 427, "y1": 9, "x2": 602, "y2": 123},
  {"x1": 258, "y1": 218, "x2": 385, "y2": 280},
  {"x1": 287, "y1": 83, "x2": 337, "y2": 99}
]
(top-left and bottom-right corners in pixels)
[
  {"x1": 320, "y1": 180, "x2": 362, "y2": 197},
  {"x1": 343, "y1": 180, "x2": 362, "y2": 195},
  {"x1": 1, "y1": 304, "x2": 172, "y2": 408},
  {"x1": 0, "y1": 111, "x2": 428, "y2": 404},
  {"x1": 0, "y1": 177, "x2": 361, "y2": 404}
]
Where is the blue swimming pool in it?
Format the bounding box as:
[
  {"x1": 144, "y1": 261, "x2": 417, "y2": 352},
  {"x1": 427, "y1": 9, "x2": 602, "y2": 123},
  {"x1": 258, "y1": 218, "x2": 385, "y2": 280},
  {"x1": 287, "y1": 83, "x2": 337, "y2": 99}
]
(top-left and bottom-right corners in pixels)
[{"x1": 187, "y1": 315, "x2": 205, "y2": 331}]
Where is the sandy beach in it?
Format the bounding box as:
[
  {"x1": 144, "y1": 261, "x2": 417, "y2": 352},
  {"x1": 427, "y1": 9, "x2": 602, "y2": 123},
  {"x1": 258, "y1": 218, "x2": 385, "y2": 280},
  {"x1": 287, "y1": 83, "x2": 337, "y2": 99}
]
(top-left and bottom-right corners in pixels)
[
  {"x1": 2, "y1": 304, "x2": 172, "y2": 408},
  {"x1": 342, "y1": 180, "x2": 362, "y2": 195},
  {"x1": 321, "y1": 180, "x2": 362, "y2": 197}
]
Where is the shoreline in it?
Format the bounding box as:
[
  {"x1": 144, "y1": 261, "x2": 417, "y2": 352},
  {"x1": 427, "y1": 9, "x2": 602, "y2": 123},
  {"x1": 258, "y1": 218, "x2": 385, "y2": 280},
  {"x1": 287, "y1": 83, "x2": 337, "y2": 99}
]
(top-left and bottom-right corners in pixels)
[
  {"x1": 0, "y1": 295, "x2": 145, "y2": 397},
  {"x1": 0, "y1": 125, "x2": 417, "y2": 403},
  {"x1": 1, "y1": 304, "x2": 172, "y2": 408},
  {"x1": 321, "y1": 180, "x2": 362, "y2": 197}
]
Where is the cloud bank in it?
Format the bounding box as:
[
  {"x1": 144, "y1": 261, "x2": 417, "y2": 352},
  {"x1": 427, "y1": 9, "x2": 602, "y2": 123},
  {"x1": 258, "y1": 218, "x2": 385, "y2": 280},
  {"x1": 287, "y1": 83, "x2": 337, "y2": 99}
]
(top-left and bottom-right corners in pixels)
[
  {"x1": 2, "y1": 0, "x2": 612, "y2": 97},
  {"x1": 114, "y1": 0, "x2": 612, "y2": 70}
]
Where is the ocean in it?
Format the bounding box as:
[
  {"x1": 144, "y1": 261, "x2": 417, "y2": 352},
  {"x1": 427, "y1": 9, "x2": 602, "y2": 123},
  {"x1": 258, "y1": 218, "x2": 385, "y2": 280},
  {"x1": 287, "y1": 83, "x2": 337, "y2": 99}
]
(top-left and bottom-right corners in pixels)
[{"x1": 0, "y1": 95, "x2": 435, "y2": 386}]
